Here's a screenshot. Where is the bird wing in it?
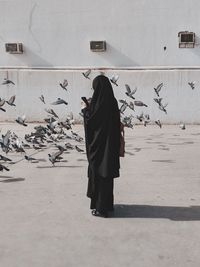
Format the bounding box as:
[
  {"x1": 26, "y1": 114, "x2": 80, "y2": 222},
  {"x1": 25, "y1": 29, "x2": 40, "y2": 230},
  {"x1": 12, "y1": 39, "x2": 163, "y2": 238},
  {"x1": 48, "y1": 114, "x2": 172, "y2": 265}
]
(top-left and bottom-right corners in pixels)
[
  {"x1": 131, "y1": 87, "x2": 137, "y2": 95},
  {"x1": 125, "y1": 84, "x2": 131, "y2": 94},
  {"x1": 84, "y1": 69, "x2": 91, "y2": 77},
  {"x1": 8, "y1": 95, "x2": 15, "y2": 104},
  {"x1": 63, "y1": 79, "x2": 68, "y2": 88},
  {"x1": 0, "y1": 99, "x2": 5, "y2": 107}
]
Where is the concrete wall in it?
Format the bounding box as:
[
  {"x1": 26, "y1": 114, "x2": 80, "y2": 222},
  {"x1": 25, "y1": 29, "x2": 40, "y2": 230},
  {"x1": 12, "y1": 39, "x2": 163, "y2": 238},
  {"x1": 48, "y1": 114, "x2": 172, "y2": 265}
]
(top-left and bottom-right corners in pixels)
[
  {"x1": 0, "y1": 0, "x2": 200, "y2": 68},
  {"x1": 0, "y1": 69, "x2": 200, "y2": 124},
  {"x1": 0, "y1": 1, "x2": 200, "y2": 123}
]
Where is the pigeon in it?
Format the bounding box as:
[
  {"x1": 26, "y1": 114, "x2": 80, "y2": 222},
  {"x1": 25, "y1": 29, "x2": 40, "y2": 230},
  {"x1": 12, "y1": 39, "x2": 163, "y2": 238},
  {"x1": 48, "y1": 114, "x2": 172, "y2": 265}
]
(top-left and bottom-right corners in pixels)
[
  {"x1": 136, "y1": 112, "x2": 144, "y2": 122},
  {"x1": 110, "y1": 75, "x2": 119, "y2": 86},
  {"x1": 120, "y1": 103, "x2": 128, "y2": 114},
  {"x1": 159, "y1": 103, "x2": 168, "y2": 114},
  {"x1": 125, "y1": 84, "x2": 137, "y2": 99},
  {"x1": 71, "y1": 131, "x2": 83, "y2": 142},
  {"x1": 0, "y1": 130, "x2": 11, "y2": 153},
  {"x1": 155, "y1": 120, "x2": 162, "y2": 128},
  {"x1": 154, "y1": 83, "x2": 163, "y2": 97},
  {"x1": 0, "y1": 164, "x2": 9, "y2": 171},
  {"x1": 24, "y1": 155, "x2": 37, "y2": 162},
  {"x1": 2, "y1": 78, "x2": 15, "y2": 85},
  {"x1": 143, "y1": 114, "x2": 151, "y2": 127},
  {"x1": 128, "y1": 101, "x2": 135, "y2": 111},
  {"x1": 6, "y1": 95, "x2": 16, "y2": 106},
  {"x1": 134, "y1": 101, "x2": 148, "y2": 107},
  {"x1": 119, "y1": 99, "x2": 128, "y2": 105},
  {"x1": 121, "y1": 115, "x2": 134, "y2": 128},
  {"x1": 45, "y1": 108, "x2": 59, "y2": 118},
  {"x1": 39, "y1": 95, "x2": 45, "y2": 104},
  {"x1": 0, "y1": 154, "x2": 12, "y2": 162},
  {"x1": 188, "y1": 81, "x2": 195, "y2": 90},
  {"x1": 82, "y1": 69, "x2": 91, "y2": 79},
  {"x1": 65, "y1": 143, "x2": 74, "y2": 150},
  {"x1": 0, "y1": 99, "x2": 6, "y2": 111},
  {"x1": 59, "y1": 79, "x2": 68, "y2": 91},
  {"x1": 75, "y1": 145, "x2": 84, "y2": 152},
  {"x1": 48, "y1": 150, "x2": 64, "y2": 165},
  {"x1": 154, "y1": 98, "x2": 163, "y2": 106},
  {"x1": 16, "y1": 115, "x2": 27, "y2": 126},
  {"x1": 51, "y1": 98, "x2": 68, "y2": 106},
  {"x1": 179, "y1": 123, "x2": 186, "y2": 130}
]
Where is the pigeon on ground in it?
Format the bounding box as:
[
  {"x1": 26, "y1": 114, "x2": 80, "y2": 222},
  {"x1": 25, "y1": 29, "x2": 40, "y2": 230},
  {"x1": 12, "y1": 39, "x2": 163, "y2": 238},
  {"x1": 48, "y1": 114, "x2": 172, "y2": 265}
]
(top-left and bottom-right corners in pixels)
[
  {"x1": 2, "y1": 78, "x2": 15, "y2": 85},
  {"x1": 125, "y1": 84, "x2": 137, "y2": 100},
  {"x1": 0, "y1": 154, "x2": 12, "y2": 162},
  {"x1": 59, "y1": 79, "x2": 68, "y2": 91},
  {"x1": 16, "y1": 115, "x2": 27, "y2": 126},
  {"x1": 134, "y1": 100, "x2": 148, "y2": 107},
  {"x1": 39, "y1": 95, "x2": 45, "y2": 104},
  {"x1": 154, "y1": 83, "x2": 163, "y2": 97},
  {"x1": 179, "y1": 123, "x2": 186, "y2": 130},
  {"x1": 110, "y1": 75, "x2": 119, "y2": 86},
  {"x1": 24, "y1": 155, "x2": 37, "y2": 162},
  {"x1": 6, "y1": 95, "x2": 16, "y2": 106},
  {"x1": 48, "y1": 150, "x2": 64, "y2": 165},
  {"x1": 0, "y1": 164, "x2": 9, "y2": 171},
  {"x1": 75, "y1": 145, "x2": 84, "y2": 152},
  {"x1": 82, "y1": 69, "x2": 91, "y2": 79}
]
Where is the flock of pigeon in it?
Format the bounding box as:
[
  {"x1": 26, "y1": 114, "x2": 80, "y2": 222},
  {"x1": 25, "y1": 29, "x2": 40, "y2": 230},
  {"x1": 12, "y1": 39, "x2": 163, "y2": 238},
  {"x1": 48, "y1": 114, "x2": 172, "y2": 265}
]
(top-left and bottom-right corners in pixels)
[
  {"x1": 0, "y1": 72, "x2": 93, "y2": 172},
  {"x1": 0, "y1": 70, "x2": 195, "y2": 172}
]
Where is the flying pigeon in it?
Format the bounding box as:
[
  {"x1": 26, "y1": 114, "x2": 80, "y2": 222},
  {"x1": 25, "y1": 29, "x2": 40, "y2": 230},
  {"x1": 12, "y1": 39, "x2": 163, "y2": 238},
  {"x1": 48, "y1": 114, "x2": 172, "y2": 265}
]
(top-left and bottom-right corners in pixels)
[
  {"x1": 51, "y1": 98, "x2": 68, "y2": 106},
  {"x1": 59, "y1": 79, "x2": 68, "y2": 91},
  {"x1": 125, "y1": 84, "x2": 137, "y2": 99},
  {"x1": 39, "y1": 95, "x2": 45, "y2": 104},
  {"x1": 2, "y1": 78, "x2": 15, "y2": 85},
  {"x1": 82, "y1": 69, "x2": 91, "y2": 79},
  {"x1": 16, "y1": 115, "x2": 27, "y2": 126},
  {"x1": 6, "y1": 95, "x2": 16, "y2": 106},
  {"x1": 134, "y1": 101, "x2": 148, "y2": 107},
  {"x1": 110, "y1": 75, "x2": 119, "y2": 86},
  {"x1": 154, "y1": 83, "x2": 163, "y2": 97}
]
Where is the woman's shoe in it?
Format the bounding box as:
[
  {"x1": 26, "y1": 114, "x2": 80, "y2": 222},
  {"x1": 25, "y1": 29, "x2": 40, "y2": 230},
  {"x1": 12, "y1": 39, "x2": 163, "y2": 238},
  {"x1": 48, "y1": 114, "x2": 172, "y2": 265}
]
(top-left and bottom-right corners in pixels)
[{"x1": 91, "y1": 209, "x2": 108, "y2": 218}]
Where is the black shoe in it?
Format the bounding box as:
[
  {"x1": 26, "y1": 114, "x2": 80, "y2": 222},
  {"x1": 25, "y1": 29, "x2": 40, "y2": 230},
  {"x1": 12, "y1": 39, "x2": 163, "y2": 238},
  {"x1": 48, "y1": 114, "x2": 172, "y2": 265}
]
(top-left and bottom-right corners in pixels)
[{"x1": 91, "y1": 209, "x2": 108, "y2": 218}]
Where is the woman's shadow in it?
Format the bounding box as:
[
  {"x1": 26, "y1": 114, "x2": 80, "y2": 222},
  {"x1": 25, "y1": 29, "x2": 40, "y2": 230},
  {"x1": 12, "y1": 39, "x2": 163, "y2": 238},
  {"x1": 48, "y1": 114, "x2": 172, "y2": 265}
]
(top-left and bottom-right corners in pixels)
[{"x1": 113, "y1": 204, "x2": 200, "y2": 221}]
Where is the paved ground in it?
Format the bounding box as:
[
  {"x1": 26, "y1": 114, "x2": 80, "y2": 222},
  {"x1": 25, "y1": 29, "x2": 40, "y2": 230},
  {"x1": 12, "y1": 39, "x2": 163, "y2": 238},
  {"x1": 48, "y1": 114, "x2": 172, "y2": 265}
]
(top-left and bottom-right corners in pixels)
[{"x1": 0, "y1": 123, "x2": 200, "y2": 267}]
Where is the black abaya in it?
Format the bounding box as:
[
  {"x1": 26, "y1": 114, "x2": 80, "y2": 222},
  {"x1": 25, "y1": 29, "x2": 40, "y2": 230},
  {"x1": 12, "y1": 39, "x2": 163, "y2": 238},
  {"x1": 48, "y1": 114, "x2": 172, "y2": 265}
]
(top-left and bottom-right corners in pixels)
[{"x1": 83, "y1": 75, "x2": 121, "y2": 214}]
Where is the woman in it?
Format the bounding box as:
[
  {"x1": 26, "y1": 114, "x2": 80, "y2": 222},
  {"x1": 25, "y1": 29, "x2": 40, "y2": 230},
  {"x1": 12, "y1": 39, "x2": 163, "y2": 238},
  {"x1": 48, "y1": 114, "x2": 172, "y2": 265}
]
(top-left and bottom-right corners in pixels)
[{"x1": 83, "y1": 75, "x2": 121, "y2": 218}]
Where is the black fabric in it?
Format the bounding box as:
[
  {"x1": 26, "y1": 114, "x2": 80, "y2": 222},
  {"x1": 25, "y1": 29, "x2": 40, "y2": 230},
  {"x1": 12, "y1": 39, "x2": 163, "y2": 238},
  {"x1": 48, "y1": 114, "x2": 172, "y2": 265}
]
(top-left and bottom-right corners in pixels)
[
  {"x1": 83, "y1": 75, "x2": 121, "y2": 179},
  {"x1": 88, "y1": 177, "x2": 114, "y2": 213}
]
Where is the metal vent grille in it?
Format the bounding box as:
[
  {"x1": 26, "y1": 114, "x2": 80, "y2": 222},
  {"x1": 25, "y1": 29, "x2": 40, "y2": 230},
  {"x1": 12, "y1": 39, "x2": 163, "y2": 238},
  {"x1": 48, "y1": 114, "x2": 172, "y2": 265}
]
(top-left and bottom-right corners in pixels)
[
  {"x1": 90, "y1": 41, "x2": 106, "y2": 52},
  {"x1": 178, "y1": 32, "x2": 195, "y2": 48},
  {"x1": 5, "y1": 43, "x2": 23, "y2": 54}
]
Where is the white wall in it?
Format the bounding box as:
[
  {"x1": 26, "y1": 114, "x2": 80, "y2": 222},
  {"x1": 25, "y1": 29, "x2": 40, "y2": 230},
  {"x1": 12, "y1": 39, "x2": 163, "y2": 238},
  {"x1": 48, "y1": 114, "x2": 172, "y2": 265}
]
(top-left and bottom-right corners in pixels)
[
  {"x1": 0, "y1": 1, "x2": 200, "y2": 123},
  {"x1": 0, "y1": 69, "x2": 200, "y2": 124},
  {"x1": 0, "y1": 0, "x2": 200, "y2": 68}
]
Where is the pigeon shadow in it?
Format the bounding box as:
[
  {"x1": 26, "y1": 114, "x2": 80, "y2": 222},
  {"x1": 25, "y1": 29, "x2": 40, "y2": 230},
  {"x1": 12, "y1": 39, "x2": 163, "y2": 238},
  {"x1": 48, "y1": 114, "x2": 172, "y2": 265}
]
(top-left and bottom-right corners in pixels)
[
  {"x1": 152, "y1": 159, "x2": 175, "y2": 163},
  {"x1": 36, "y1": 165, "x2": 83, "y2": 169},
  {"x1": 0, "y1": 175, "x2": 13, "y2": 179},
  {"x1": 113, "y1": 204, "x2": 200, "y2": 221},
  {"x1": 0, "y1": 178, "x2": 25, "y2": 183}
]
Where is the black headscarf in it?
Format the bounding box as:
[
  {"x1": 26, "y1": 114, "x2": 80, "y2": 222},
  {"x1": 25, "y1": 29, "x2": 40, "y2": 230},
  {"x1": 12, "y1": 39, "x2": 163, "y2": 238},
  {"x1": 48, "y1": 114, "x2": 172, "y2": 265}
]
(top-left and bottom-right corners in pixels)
[{"x1": 84, "y1": 75, "x2": 120, "y2": 179}]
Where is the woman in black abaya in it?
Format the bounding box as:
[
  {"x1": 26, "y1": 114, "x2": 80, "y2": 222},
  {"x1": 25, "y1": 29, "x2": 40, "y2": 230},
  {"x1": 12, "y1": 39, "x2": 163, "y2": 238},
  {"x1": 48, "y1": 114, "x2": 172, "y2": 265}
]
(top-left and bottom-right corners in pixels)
[{"x1": 83, "y1": 75, "x2": 121, "y2": 218}]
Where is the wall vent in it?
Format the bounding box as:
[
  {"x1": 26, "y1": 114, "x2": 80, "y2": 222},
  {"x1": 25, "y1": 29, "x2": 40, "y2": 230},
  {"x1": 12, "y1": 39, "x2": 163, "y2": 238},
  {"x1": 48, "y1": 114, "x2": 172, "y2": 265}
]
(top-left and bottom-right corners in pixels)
[
  {"x1": 5, "y1": 43, "x2": 23, "y2": 54},
  {"x1": 90, "y1": 41, "x2": 106, "y2": 52},
  {"x1": 178, "y1": 32, "x2": 195, "y2": 48}
]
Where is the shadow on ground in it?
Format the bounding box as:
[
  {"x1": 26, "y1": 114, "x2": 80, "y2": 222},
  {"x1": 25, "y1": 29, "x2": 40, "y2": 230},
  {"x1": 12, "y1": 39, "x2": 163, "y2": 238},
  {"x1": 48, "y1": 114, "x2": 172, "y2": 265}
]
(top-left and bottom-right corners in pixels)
[{"x1": 113, "y1": 204, "x2": 200, "y2": 221}]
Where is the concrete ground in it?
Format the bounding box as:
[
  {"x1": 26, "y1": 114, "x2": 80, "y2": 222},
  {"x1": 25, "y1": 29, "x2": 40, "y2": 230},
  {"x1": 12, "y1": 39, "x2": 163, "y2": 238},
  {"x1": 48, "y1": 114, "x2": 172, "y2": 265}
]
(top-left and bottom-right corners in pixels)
[{"x1": 0, "y1": 123, "x2": 200, "y2": 267}]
